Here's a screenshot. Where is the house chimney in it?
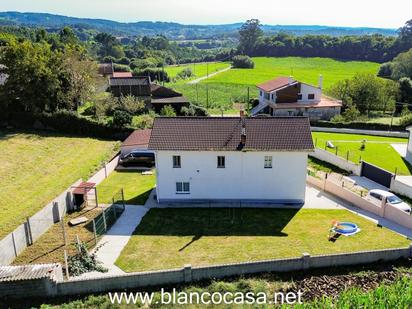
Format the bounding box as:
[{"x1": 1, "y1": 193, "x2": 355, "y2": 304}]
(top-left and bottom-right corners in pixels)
[
  {"x1": 318, "y1": 75, "x2": 323, "y2": 89},
  {"x1": 240, "y1": 119, "x2": 246, "y2": 145},
  {"x1": 288, "y1": 76, "x2": 294, "y2": 84}
]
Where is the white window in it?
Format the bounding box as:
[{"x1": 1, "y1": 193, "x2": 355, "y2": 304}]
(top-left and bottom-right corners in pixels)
[
  {"x1": 308, "y1": 93, "x2": 315, "y2": 100},
  {"x1": 217, "y1": 156, "x2": 225, "y2": 168},
  {"x1": 173, "y1": 155, "x2": 181, "y2": 168},
  {"x1": 264, "y1": 156, "x2": 273, "y2": 168},
  {"x1": 176, "y1": 182, "x2": 190, "y2": 194}
]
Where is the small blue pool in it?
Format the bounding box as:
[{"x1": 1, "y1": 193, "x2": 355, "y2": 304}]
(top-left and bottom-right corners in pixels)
[{"x1": 333, "y1": 222, "x2": 358, "y2": 235}]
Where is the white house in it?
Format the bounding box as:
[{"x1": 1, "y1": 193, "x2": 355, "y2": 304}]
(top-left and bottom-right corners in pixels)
[
  {"x1": 148, "y1": 116, "x2": 314, "y2": 204},
  {"x1": 252, "y1": 76, "x2": 342, "y2": 121}
]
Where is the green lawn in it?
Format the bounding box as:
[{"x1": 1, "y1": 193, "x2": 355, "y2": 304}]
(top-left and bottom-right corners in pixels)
[
  {"x1": 169, "y1": 57, "x2": 379, "y2": 110},
  {"x1": 116, "y1": 208, "x2": 408, "y2": 272},
  {"x1": 165, "y1": 62, "x2": 230, "y2": 83},
  {"x1": 96, "y1": 170, "x2": 156, "y2": 205},
  {"x1": 0, "y1": 130, "x2": 117, "y2": 239},
  {"x1": 312, "y1": 132, "x2": 411, "y2": 175}
]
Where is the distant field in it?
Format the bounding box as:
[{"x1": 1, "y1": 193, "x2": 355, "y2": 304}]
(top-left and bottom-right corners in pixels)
[
  {"x1": 169, "y1": 57, "x2": 380, "y2": 110},
  {"x1": 205, "y1": 57, "x2": 380, "y2": 89},
  {"x1": 0, "y1": 130, "x2": 117, "y2": 239},
  {"x1": 165, "y1": 62, "x2": 230, "y2": 83}
]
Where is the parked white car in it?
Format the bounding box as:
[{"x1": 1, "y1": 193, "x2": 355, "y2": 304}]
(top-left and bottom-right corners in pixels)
[{"x1": 366, "y1": 189, "x2": 411, "y2": 213}]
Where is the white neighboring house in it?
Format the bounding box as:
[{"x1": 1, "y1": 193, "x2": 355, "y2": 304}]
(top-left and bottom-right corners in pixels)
[
  {"x1": 406, "y1": 126, "x2": 412, "y2": 164},
  {"x1": 148, "y1": 116, "x2": 314, "y2": 204},
  {"x1": 252, "y1": 76, "x2": 342, "y2": 121}
]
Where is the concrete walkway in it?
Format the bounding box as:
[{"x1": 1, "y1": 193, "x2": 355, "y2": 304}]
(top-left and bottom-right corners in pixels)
[
  {"x1": 73, "y1": 204, "x2": 150, "y2": 279},
  {"x1": 187, "y1": 66, "x2": 231, "y2": 84},
  {"x1": 392, "y1": 143, "x2": 408, "y2": 157}
]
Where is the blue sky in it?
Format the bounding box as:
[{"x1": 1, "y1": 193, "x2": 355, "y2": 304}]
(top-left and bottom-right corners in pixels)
[{"x1": 0, "y1": 0, "x2": 410, "y2": 28}]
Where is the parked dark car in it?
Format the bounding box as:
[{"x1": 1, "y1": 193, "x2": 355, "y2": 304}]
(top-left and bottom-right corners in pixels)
[{"x1": 119, "y1": 151, "x2": 155, "y2": 167}]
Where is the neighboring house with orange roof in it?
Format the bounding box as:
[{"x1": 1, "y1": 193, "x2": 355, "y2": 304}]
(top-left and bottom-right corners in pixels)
[
  {"x1": 252, "y1": 76, "x2": 342, "y2": 120},
  {"x1": 112, "y1": 72, "x2": 133, "y2": 78},
  {"x1": 120, "y1": 129, "x2": 152, "y2": 156}
]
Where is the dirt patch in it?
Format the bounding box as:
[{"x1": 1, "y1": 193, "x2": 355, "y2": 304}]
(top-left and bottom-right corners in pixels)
[{"x1": 284, "y1": 270, "x2": 410, "y2": 301}]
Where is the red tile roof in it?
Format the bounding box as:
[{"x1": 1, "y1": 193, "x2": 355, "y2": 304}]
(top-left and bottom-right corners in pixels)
[
  {"x1": 112, "y1": 72, "x2": 133, "y2": 78},
  {"x1": 72, "y1": 182, "x2": 96, "y2": 195},
  {"x1": 257, "y1": 77, "x2": 296, "y2": 92},
  {"x1": 122, "y1": 129, "x2": 152, "y2": 148},
  {"x1": 273, "y1": 96, "x2": 342, "y2": 109},
  {"x1": 148, "y1": 117, "x2": 314, "y2": 152}
]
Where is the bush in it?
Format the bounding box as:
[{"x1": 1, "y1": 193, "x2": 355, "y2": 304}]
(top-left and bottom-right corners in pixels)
[
  {"x1": 112, "y1": 64, "x2": 131, "y2": 72},
  {"x1": 160, "y1": 105, "x2": 176, "y2": 117},
  {"x1": 176, "y1": 68, "x2": 194, "y2": 80},
  {"x1": 112, "y1": 110, "x2": 132, "y2": 128},
  {"x1": 68, "y1": 242, "x2": 107, "y2": 276},
  {"x1": 378, "y1": 62, "x2": 393, "y2": 78},
  {"x1": 132, "y1": 113, "x2": 155, "y2": 129},
  {"x1": 118, "y1": 95, "x2": 145, "y2": 115},
  {"x1": 130, "y1": 59, "x2": 156, "y2": 70},
  {"x1": 102, "y1": 56, "x2": 116, "y2": 63},
  {"x1": 1, "y1": 111, "x2": 133, "y2": 139},
  {"x1": 232, "y1": 55, "x2": 255, "y2": 69},
  {"x1": 116, "y1": 57, "x2": 130, "y2": 65},
  {"x1": 312, "y1": 120, "x2": 404, "y2": 131},
  {"x1": 181, "y1": 104, "x2": 209, "y2": 116},
  {"x1": 133, "y1": 68, "x2": 170, "y2": 82},
  {"x1": 342, "y1": 102, "x2": 361, "y2": 121}
]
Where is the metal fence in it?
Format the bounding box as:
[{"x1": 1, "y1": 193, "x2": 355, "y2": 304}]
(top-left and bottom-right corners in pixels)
[{"x1": 92, "y1": 204, "x2": 125, "y2": 241}]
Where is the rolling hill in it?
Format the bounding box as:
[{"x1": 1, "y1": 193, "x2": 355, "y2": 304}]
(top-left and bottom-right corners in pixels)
[{"x1": 0, "y1": 11, "x2": 398, "y2": 39}]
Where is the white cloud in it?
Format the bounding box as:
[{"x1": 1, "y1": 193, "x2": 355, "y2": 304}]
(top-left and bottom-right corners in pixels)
[{"x1": 0, "y1": 0, "x2": 410, "y2": 28}]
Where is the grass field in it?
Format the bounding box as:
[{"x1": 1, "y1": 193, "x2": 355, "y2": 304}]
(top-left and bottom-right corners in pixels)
[
  {"x1": 96, "y1": 170, "x2": 156, "y2": 205},
  {"x1": 169, "y1": 57, "x2": 380, "y2": 110},
  {"x1": 0, "y1": 130, "x2": 118, "y2": 239},
  {"x1": 205, "y1": 57, "x2": 380, "y2": 89},
  {"x1": 115, "y1": 208, "x2": 408, "y2": 272},
  {"x1": 165, "y1": 62, "x2": 230, "y2": 83},
  {"x1": 312, "y1": 132, "x2": 411, "y2": 175}
]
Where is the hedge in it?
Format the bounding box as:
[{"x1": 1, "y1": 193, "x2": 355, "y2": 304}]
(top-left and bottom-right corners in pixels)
[
  {"x1": 0, "y1": 111, "x2": 133, "y2": 140},
  {"x1": 311, "y1": 120, "x2": 405, "y2": 132}
]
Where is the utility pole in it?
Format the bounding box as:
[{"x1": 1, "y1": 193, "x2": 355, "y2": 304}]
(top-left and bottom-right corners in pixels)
[{"x1": 162, "y1": 63, "x2": 165, "y2": 86}]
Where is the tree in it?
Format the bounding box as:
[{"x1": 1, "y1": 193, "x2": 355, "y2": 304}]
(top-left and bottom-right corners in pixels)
[
  {"x1": 62, "y1": 47, "x2": 98, "y2": 110},
  {"x1": 0, "y1": 39, "x2": 65, "y2": 113},
  {"x1": 59, "y1": 27, "x2": 78, "y2": 46},
  {"x1": 232, "y1": 55, "x2": 255, "y2": 68},
  {"x1": 238, "y1": 19, "x2": 263, "y2": 55},
  {"x1": 118, "y1": 95, "x2": 145, "y2": 115},
  {"x1": 160, "y1": 105, "x2": 176, "y2": 117},
  {"x1": 112, "y1": 110, "x2": 132, "y2": 128},
  {"x1": 342, "y1": 102, "x2": 361, "y2": 121},
  {"x1": 399, "y1": 77, "x2": 412, "y2": 106},
  {"x1": 378, "y1": 62, "x2": 393, "y2": 78},
  {"x1": 398, "y1": 19, "x2": 412, "y2": 48},
  {"x1": 391, "y1": 48, "x2": 412, "y2": 80}
]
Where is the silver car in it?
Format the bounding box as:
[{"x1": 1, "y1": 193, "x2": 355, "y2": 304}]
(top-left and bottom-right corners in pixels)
[{"x1": 367, "y1": 189, "x2": 411, "y2": 213}]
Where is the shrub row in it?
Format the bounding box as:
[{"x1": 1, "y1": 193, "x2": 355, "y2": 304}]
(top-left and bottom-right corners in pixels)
[
  {"x1": 0, "y1": 111, "x2": 133, "y2": 140},
  {"x1": 311, "y1": 120, "x2": 405, "y2": 132}
]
